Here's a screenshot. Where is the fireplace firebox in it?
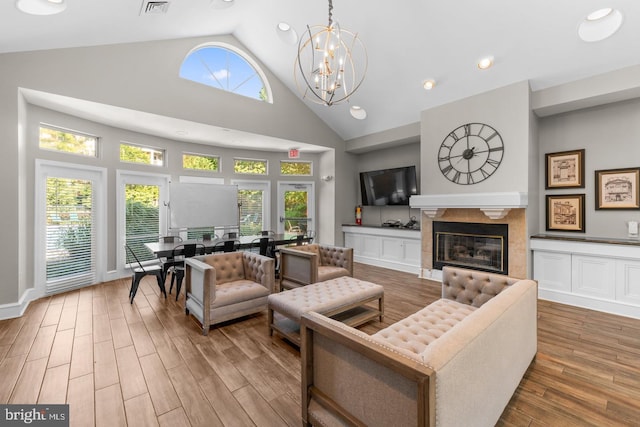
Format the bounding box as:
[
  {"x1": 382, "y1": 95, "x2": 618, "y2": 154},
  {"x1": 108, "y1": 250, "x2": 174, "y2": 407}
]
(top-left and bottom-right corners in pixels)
[{"x1": 433, "y1": 221, "x2": 508, "y2": 275}]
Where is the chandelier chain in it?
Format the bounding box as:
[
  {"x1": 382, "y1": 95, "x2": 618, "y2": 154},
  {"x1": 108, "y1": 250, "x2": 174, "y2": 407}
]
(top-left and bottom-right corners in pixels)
[{"x1": 328, "y1": 0, "x2": 333, "y2": 26}]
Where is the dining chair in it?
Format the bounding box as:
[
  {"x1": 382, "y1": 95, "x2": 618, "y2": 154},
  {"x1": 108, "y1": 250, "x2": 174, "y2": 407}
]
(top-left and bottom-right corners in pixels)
[
  {"x1": 222, "y1": 231, "x2": 238, "y2": 239},
  {"x1": 125, "y1": 244, "x2": 166, "y2": 304},
  {"x1": 250, "y1": 236, "x2": 276, "y2": 257},
  {"x1": 261, "y1": 230, "x2": 276, "y2": 236},
  {"x1": 212, "y1": 239, "x2": 240, "y2": 253},
  {"x1": 169, "y1": 243, "x2": 205, "y2": 300}
]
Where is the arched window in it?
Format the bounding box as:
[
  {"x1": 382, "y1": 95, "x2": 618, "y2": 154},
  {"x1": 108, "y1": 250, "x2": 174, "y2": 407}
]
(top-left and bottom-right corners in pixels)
[{"x1": 179, "y1": 43, "x2": 272, "y2": 103}]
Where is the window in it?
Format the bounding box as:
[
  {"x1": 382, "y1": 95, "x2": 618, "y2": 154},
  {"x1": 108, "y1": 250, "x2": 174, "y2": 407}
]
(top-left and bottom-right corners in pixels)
[
  {"x1": 117, "y1": 171, "x2": 169, "y2": 272},
  {"x1": 183, "y1": 152, "x2": 220, "y2": 172},
  {"x1": 125, "y1": 183, "x2": 161, "y2": 263},
  {"x1": 179, "y1": 43, "x2": 272, "y2": 103},
  {"x1": 234, "y1": 180, "x2": 271, "y2": 237},
  {"x1": 39, "y1": 125, "x2": 98, "y2": 157},
  {"x1": 35, "y1": 160, "x2": 107, "y2": 296},
  {"x1": 234, "y1": 158, "x2": 267, "y2": 175},
  {"x1": 281, "y1": 161, "x2": 312, "y2": 176},
  {"x1": 120, "y1": 142, "x2": 165, "y2": 166}
]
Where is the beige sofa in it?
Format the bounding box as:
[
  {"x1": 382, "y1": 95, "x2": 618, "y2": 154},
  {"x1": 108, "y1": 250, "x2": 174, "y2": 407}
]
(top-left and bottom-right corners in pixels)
[
  {"x1": 279, "y1": 243, "x2": 353, "y2": 291},
  {"x1": 300, "y1": 266, "x2": 538, "y2": 427},
  {"x1": 184, "y1": 251, "x2": 275, "y2": 335}
]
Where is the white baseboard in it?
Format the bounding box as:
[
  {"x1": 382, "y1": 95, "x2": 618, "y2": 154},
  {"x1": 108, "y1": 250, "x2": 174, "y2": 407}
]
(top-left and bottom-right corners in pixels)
[
  {"x1": 0, "y1": 287, "x2": 41, "y2": 321},
  {"x1": 539, "y1": 288, "x2": 640, "y2": 320},
  {"x1": 354, "y1": 255, "x2": 421, "y2": 276}
]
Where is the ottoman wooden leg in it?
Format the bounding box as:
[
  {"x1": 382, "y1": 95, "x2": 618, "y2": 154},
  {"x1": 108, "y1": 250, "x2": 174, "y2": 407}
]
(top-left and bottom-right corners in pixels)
[{"x1": 268, "y1": 307, "x2": 274, "y2": 336}]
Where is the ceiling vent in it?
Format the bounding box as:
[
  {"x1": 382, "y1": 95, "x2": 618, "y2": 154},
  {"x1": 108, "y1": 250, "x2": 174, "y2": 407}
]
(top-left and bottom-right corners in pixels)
[{"x1": 140, "y1": 1, "x2": 170, "y2": 15}]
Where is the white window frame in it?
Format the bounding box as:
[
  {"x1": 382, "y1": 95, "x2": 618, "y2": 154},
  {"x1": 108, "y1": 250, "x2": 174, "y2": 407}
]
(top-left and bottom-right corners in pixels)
[
  {"x1": 34, "y1": 159, "x2": 107, "y2": 297},
  {"x1": 231, "y1": 179, "x2": 272, "y2": 233},
  {"x1": 233, "y1": 157, "x2": 268, "y2": 175},
  {"x1": 280, "y1": 160, "x2": 313, "y2": 176},
  {"x1": 179, "y1": 42, "x2": 274, "y2": 103},
  {"x1": 119, "y1": 141, "x2": 166, "y2": 167},
  {"x1": 38, "y1": 123, "x2": 100, "y2": 158},
  {"x1": 116, "y1": 170, "x2": 171, "y2": 276},
  {"x1": 182, "y1": 151, "x2": 221, "y2": 173}
]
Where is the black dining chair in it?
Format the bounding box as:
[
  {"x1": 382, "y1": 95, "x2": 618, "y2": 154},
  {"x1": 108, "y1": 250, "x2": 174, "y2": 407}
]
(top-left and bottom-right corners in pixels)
[
  {"x1": 159, "y1": 235, "x2": 184, "y2": 283},
  {"x1": 250, "y1": 236, "x2": 276, "y2": 257},
  {"x1": 169, "y1": 243, "x2": 205, "y2": 300},
  {"x1": 222, "y1": 231, "x2": 238, "y2": 239},
  {"x1": 212, "y1": 239, "x2": 240, "y2": 253},
  {"x1": 125, "y1": 244, "x2": 166, "y2": 304}
]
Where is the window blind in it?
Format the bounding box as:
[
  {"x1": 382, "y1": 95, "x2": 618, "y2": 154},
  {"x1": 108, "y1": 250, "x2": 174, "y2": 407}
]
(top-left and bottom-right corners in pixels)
[{"x1": 45, "y1": 177, "x2": 96, "y2": 294}]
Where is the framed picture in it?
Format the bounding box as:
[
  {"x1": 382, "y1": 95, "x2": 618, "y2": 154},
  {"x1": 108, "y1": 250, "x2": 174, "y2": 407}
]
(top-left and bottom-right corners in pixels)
[
  {"x1": 545, "y1": 149, "x2": 585, "y2": 189},
  {"x1": 595, "y1": 167, "x2": 640, "y2": 210},
  {"x1": 546, "y1": 194, "x2": 585, "y2": 232}
]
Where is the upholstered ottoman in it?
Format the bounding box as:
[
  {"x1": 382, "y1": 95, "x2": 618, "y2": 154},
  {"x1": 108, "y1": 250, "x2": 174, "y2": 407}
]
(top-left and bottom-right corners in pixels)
[{"x1": 268, "y1": 276, "x2": 384, "y2": 345}]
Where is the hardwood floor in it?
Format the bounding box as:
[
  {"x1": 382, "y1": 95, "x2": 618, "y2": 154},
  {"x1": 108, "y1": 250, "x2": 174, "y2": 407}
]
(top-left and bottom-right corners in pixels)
[{"x1": 1, "y1": 263, "x2": 639, "y2": 426}]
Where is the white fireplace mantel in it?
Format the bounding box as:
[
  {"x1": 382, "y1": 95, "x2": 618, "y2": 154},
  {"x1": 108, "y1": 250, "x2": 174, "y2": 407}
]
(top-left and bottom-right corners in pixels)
[{"x1": 410, "y1": 192, "x2": 528, "y2": 219}]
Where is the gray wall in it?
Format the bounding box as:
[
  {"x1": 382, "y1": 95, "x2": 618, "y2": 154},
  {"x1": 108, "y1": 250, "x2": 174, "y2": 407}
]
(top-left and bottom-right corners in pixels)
[
  {"x1": 420, "y1": 81, "x2": 532, "y2": 195},
  {"x1": 0, "y1": 34, "x2": 353, "y2": 307},
  {"x1": 354, "y1": 142, "x2": 421, "y2": 225},
  {"x1": 538, "y1": 97, "x2": 640, "y2": 238}
]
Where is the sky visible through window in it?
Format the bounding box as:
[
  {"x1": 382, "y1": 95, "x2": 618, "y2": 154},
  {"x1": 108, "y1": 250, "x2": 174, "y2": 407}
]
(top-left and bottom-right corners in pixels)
[{"x1": 180, "y1": 46, "x2": 266, "y2": 101}]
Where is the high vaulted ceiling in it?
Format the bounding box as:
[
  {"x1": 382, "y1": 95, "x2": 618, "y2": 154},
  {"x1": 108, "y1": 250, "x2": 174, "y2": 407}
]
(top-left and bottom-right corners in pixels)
[{"x1": 2, "y1": 0, "x2": 640, "y2": 146}]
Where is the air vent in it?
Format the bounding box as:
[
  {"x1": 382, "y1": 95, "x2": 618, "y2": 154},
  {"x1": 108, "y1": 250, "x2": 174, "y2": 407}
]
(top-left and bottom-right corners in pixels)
[{"x1": 140, "y1": 1, "x2": 170, "y2": 15}]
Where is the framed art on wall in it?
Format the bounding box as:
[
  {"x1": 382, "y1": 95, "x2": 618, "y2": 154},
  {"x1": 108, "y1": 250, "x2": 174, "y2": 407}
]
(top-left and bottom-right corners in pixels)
[
  {"x1": 545, "y1": 149, "x2": 585, "y2": 189},
  {"x1": 546, "y1": 194, "x2": 585, "y2": 232},
  {"x1": 595, "y1": 167, "x2": 640, "y2": 210}
]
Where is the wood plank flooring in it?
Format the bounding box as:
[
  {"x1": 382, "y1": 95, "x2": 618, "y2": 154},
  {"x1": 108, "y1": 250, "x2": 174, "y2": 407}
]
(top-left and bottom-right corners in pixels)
[{"x1": 0, "y1": 263, "x2": 639, "y2": 426}]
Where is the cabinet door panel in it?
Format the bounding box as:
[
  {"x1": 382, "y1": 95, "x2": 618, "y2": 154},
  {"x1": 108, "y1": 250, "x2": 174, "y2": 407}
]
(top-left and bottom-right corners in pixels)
[
  {"x1": 361, "y1": 235, "x2": 380, "y2": 258},
  {"x1": 380, "y1": 238, "x2": 403, "y2": 261},
  {"x1": 571, "y1": 255, "x2": 616, "y2": 299},
  {"x1": 533, "y1": 251, "x2": 571, "y2": 292},
  {"x1": 402, "y1": 239, "x2": 421, "y2": 265},
  {"x1": 615, "y1": 259, "x2": 640, "y2": 304}
]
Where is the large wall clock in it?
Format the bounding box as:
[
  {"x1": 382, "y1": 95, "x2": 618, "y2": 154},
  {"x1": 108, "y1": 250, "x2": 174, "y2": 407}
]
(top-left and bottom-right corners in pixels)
[{"x1": 438, "y1": 122, "x2": 504, "y2": 185}]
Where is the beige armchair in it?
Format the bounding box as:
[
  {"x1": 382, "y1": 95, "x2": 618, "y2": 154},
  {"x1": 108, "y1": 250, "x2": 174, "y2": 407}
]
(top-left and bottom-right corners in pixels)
[
  {"x1": 279, "y1": 243, "x2": 353, "y2": 291},
  {"x1": 184, "y1": 251, "x2": 275, "y2": 335}
]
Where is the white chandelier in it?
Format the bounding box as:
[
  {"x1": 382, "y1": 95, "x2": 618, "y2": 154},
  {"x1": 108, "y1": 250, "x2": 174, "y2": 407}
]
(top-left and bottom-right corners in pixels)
[{"x1": 294, "y1": 0, "x2": 367, "y2": 106}]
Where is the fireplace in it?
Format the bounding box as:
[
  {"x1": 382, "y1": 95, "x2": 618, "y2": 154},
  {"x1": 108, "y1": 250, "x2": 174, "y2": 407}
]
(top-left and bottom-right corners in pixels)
[{"x1": 433, "y1": 221, "x2": 508, "y2": 275}]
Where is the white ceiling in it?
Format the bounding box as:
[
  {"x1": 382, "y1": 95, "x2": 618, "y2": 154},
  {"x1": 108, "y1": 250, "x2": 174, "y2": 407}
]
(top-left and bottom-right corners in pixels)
[{"x1": 3, "y1": 0, "x2": 640, "y2": 150}]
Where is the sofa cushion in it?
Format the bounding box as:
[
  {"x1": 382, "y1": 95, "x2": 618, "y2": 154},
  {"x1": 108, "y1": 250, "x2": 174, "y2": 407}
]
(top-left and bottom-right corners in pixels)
[
  {"x1": 202, "y1": 252, "x2": 246, "y2": 285},
  {"x1": 317, "y1": 266, "x2": 350, "y2": 282},
  {"x1": 372, "y1": 299, "x2": 476, "y2": 356},
  {"x1": 268, "y1": 276, "x2": 383, "y2": 321},
  {"x1": 211, "y1": 279, "x2": 270, "y2": 308}
]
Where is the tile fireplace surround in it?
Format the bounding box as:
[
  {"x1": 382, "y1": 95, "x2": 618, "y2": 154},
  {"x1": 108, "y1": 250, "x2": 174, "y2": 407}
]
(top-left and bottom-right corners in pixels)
[{"x1": 411, "y1": 192, "x2": 528, "y2": 279}]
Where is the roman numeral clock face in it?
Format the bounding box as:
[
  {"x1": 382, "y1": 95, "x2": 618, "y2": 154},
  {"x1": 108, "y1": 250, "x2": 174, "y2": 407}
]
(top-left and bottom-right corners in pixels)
[{"x1": 437, "y1": 123, "x2": 504, "y2": 185}]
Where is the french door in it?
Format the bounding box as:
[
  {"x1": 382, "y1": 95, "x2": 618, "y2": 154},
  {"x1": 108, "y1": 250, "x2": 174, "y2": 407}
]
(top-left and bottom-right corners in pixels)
[
  {"x1": 35, "y1": 160, "x2": 107, "y2": 295},
  {"x1": 232, "y1": 180, "x2": 271, "y2": 236},
  {"x1": 116, "y1": 171, "x2": 169, "y2": 270},
  {"x1": 277, "y1": 182, "x2": 315, "y2": 237}
]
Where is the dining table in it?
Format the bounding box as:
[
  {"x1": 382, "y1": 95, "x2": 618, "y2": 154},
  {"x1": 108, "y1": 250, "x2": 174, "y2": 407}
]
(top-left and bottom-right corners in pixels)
[{"x1": 144, "y1": 234, "x2": 311, "y2": 258}]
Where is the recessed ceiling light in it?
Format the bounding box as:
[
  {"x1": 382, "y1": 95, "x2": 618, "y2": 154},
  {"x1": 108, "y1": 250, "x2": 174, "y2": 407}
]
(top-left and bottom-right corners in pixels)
[
  {"x1": 15, "y1": 0, "x2": 67, "y2": 15},
  {"x1": 276, "y1": 22, "x2": 298, "y2": 45},
  {"x1": 350, "y1": 106, "x2": 367, "y2": 120},
  {"x1": 578, "y1": 8, "x2": 623, "y2": 42},
  {"x1": 422, "y1": 79, "x2": 436, "y2": 90},
  {"x1": 587, "y1": 8, "x2": 612, "y2": 21},
  {"x1": 477, "y1": 56, "x2": 494, "y2": 70}
]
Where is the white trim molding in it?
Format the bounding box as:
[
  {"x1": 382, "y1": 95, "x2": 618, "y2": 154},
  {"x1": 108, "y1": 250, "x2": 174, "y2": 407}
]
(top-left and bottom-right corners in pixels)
[{"x1": 410, "y1": 192, "x2": 528, "y2": 219}]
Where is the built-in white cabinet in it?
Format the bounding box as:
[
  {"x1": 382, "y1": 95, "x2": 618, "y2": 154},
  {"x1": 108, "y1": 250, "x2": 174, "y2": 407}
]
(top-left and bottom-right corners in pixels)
[
  {"x1": 343, "y1": 225, "x2": 421, "y2": 275},
  {"x1": 531, "y1": 236, "x2": 640, "y2": 319}
]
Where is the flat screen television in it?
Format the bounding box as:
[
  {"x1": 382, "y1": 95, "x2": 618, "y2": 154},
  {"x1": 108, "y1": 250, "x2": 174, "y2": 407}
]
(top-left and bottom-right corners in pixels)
[{"x1": 359, "y1": 166, "x2": 418, "y2": 206}]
